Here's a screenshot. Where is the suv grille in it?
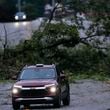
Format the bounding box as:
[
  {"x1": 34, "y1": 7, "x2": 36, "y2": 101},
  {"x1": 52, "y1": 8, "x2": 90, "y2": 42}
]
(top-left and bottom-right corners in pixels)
[{"x1": 21, "y1": 89, "x2": 47, "y2": 98}]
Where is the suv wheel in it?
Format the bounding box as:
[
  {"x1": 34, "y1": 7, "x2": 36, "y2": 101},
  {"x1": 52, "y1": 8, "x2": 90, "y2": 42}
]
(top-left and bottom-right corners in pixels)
[
  {"x1": 12, "y1": 102, "x2": 20, "y2": 110},
  {"x1": 63, "y1": 89, "x2": 70, "y2": 106},
  {"x1": 53, "y1": 96, "x2": 61, "y2": 108}
]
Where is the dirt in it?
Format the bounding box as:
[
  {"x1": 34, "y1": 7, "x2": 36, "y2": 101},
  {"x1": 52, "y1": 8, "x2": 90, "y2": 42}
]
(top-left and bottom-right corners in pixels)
[{"x1": 0, "y1": 79, "x2": 110, "y2": 110}]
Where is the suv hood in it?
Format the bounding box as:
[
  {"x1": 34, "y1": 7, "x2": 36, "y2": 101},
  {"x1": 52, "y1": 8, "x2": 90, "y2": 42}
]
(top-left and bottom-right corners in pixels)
[{"x1": 15, "y1": 79, "x2": 57, "y2": 87}]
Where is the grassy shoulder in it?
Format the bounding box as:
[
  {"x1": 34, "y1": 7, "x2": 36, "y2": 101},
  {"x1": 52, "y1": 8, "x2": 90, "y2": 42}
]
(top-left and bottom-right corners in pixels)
[
  {"x1": 68, "y1": 72, "x2": 110, "y2": 83},
  {"x1": 0, "y1": 80, "x2": 15, "y2": 84}
]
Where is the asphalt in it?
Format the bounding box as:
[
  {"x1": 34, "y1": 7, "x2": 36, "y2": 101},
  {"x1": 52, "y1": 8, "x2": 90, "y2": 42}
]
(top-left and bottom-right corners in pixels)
[{"x1": 0, "y1": 79, "x2": 110, "y2": 110}]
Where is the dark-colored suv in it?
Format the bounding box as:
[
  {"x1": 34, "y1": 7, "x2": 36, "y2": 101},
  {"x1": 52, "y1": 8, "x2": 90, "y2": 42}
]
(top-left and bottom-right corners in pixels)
[{"x1": 12, "y1": 64, "x2": 70, "y2": 109}]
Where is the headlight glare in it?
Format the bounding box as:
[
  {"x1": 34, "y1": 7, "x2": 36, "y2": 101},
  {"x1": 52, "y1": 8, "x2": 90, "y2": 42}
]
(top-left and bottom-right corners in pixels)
[
  {"x1": 45, "y1": 84, "x2": 57, "y2": 93},
  {"x1": 12, "y1": 88, "x2": 19, "y2": 94},
  {"x1": 50, "y1": 86, "x2": 57, "y2": 93},
  {"x1": 15, "y1": 16, "x2": 18, "y2": 20},
  {"x1": 23, "y1": 15, "x2": 26, "y2": 19}
]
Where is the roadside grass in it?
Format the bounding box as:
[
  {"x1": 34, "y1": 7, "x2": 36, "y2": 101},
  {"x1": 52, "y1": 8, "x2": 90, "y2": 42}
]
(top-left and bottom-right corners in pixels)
[
  {"x1": 68, "y1": 72, "x2": 110, "y2": 83},
  {"x1": 0, "y1": 80, "x2": 15, "y2": 84}
]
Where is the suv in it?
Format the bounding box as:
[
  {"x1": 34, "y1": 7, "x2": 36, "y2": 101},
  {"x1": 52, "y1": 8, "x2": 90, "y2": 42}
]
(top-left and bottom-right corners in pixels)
[
  {"x1": 12, "y1": 64, "x2": 70, "y2": 109},
  {"x1": 14, "y1": 12, "x2": 26, "y2": 20}
]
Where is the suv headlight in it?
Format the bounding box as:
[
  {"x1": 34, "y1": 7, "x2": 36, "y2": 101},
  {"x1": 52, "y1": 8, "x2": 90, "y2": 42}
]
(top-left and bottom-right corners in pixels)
[
  {"x1": 50, "y1": 86, "x2": 57, "y2": 93},
  {"x1": 45, "y1": 84, "x2": 57, "y2": 93},
  {"x1": 12, "y1": 85, "x2": 22, "y2": 94},
  {"x1": 12, "y1": 88, "x2": 19, "y2": 94},
  {"x1": 15, "y1": 15, "x2": 19, "y2": 20},
  {"x1": 23, "y1": 15, "x2": 26, "y2": 19}
]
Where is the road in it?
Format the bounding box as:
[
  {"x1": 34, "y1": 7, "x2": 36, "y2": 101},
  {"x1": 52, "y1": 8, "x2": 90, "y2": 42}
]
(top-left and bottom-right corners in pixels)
[{"x1": 0, "y1": 79, "x2": 110, "y2": 110}]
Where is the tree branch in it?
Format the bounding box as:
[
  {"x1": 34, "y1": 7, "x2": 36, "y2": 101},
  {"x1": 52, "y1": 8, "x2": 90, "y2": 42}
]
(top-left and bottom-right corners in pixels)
[
  {"x1": 44, "y1": 3, "x2": 60, "y2": 31},
  {"x1": 80, "y1": 33, "x2": 98, "y2": 40},
  {"x1": 48, "y1": 3, "x2": 59, "y2": 24},
  {"x1": 80, "y1": 38, "x2": 108, "y2": 50},
  {"x1": 42, "y1": 37, "x2": 80, "y2": 49}
]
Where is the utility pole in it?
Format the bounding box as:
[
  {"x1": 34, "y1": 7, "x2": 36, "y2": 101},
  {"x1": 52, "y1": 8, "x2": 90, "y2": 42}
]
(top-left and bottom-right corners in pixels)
[
  {"x1": 18, "y1": 0, "x2": 21, "y2": 12},
  {"x1": 52, "y1": 0, "x2": 55, "y2": 7}
]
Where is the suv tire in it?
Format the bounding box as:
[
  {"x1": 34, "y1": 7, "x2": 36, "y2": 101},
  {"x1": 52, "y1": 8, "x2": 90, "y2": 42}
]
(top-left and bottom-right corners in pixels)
[
  {"x1": 63, "y1": 89, "x2": 70, "y2": 106},
  {"x1": 53, "y1": 96, "x2": 61, "y2": 108},
  {"x1": 12, "y1": 102, "x2": 20, "y2": 110}
]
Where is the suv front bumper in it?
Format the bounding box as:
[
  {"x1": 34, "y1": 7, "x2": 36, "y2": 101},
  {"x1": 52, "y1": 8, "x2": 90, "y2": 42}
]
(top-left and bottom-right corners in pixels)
[{"x1": 12, "y1": 96, "x2": 59, "y2": 104}]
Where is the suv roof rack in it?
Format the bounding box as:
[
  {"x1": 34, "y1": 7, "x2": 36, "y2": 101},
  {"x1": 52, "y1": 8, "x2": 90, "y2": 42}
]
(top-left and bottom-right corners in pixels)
[{"x1": 36, "y1": 64, "x2": 44, "y2": 67}]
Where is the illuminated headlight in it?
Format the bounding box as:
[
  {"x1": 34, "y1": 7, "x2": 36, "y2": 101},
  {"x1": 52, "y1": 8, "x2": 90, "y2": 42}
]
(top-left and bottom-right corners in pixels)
[
  {"x1": 50, "y1": 86, "x2": 57, "y2": 93},
  {"x1": 45, "y1": 84, "x2": 57, "y2": 93},
  {"x1": 12, "y1": 88, "x2": 19, "y2": 94},
  {"x1": 15, "y1": 16, "x2": 19, "y2": 20},
  {"x1": 12, "y1": 85, "x2": 22, "y2": 94},
  {"x1": 23, "y1": 15, "x2": 26, "y2": 19}
]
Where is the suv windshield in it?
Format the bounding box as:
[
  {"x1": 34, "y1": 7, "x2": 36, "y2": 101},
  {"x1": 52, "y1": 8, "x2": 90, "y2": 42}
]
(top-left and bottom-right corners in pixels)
[{"x1": 19, "y1": 68, "x2": 56, "y2": 80}]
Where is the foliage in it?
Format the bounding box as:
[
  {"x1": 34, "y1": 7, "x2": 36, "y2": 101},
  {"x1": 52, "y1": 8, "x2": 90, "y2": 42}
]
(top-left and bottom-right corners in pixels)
[
  {"x1": 0, "y1": 0, "x2": 110, "y2": 81},
  {"x1": 43, "y1": 23, "x2": 79, "y2": 47},
  {"x1": 0, "y1": 21, "x2": 110, "y2": 80}
]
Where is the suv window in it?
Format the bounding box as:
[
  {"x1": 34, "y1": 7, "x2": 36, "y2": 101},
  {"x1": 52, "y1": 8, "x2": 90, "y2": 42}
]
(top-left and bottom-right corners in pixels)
[{"x1": 19, "y1": 68, "x2": 56, "y2": 80}]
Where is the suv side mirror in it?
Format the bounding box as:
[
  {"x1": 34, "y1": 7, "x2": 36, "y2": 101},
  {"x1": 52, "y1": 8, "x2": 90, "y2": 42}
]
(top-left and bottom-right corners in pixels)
[
  {"x1": 60, "y1": 74, "x2": 66, "y2": 80},
  {"x1": 12, "y1": 75, "x2": 17, "y2": 80}
]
